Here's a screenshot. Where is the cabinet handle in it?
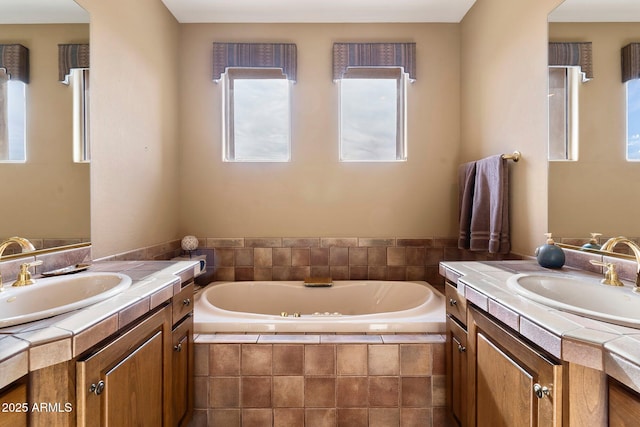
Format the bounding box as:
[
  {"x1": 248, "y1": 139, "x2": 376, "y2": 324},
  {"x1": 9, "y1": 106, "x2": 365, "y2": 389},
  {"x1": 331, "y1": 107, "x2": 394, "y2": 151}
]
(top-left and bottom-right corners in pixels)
[
  {"x1": 174, "y1": 343, "x2": 183, "y2": 352},
  {"x1": 449, "y1": 298, "x2": 457, "y2": 306},
  {"x1": 183, "y1": 298, "x2": 191, "y2": 306},
  {"x1": 533, "y1": 383, "x2": 551, "y2": 399},
  {"x1": 89, "y1": 380, "x2": 105, "y2": 396},
  {"x1": 457, "y1": 343, "x2": 466, "y2": 353}
]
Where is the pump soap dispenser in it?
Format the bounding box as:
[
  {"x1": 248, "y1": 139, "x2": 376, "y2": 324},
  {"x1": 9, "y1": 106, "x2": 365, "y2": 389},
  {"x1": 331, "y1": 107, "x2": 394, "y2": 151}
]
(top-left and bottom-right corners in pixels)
[
  {"x1": 535, "y1": 233, "x2": 565, "y2": 269},
  {"x1": 581, "y1": 233, "x2": 602, "y2": 250}
]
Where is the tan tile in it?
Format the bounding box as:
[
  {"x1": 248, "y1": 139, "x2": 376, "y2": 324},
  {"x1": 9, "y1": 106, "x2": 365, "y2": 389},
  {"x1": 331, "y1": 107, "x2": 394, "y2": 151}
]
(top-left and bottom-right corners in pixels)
[
  {"x1": 242, "y1": 409, "x2": 273, "y2": 427},
  {"x1": 235, "y1": 267, "x2": 254, "y2": 281},
  {"x1": 405, "y1": 247, "x2": 425, "y2": 266},
  {"x1": 336, "y1": 377, "x2": 368, "y2": 407},
  {"x1": 283, "y1": 238, "x2": 320, "y2": 248},
  {"x1": 273, "y1": 248, "x2": 292, "y2": 266},
  {"x1": 29, "y1": 338, "x2": 71, "y2": 371},
  {"x1": 254, "y1": 248, "x2": 273, "y2": 267},
  {"x1": 432, "y1": 343, "x2": 445, "y2": 375},
  {"x1": 310, "y1": 266, "x2": 331, "y2": 277},
  {"x1": 74, "y1": 314, "x2": 118, "y2": 356},
  {"x1": 401, "y1": 377, "x2": 431, "y2": 407},
  {"x1": 210, "y1": 377, "x2": 240, "y2": 408},
  {"x1": 330, "y1": 266, "x2": 349, "y2": 280},
  {"x1": 337, "y1": 344, "x2": 367, "y2": 375},
  {"x1": 369, "y1": 377, "x2": 399, "y2": 407},
  {"x1": 305, "y1": 408, "x2": 336, "y2": 427},
  {"x1": 349, "y1": 266, "x2": 368, "y2": 280},
  {"x1": 118, "y1": 297, "x2": 150, "y2": 329},
  {"x1": 369, "y1": 408, "x2": 400, "y2": 427},
  {"x1": 292, "y1": 248, "x2": 310, "y2": 266},
  {"x1": 368, "y1": 266, "x2": 387, "y2": 280},
  {"x1": 191, "y1": 409, "x2": 207, "y2": 426},
  {"x1": 400, "y1": 344, "x2": 432, "y2": 376},
  {"x1": 210, "y1": 409, "x2": 241, "y2": 426},
  {"x1": 400, "y1": 408, "x2": 431, "y2": 427},
  {"x1": 214, "y1": 248, "x2": 234, "y2": 266},
  {"x1": 397, "y1": 238, "x2": 433, "y2": 247},
  {"x1": 242, "y1": 377, "x2": 272, "y2": 408},
  {"x1": 254, "y1": 267, "x2": 273, "y2": 281},
  {"x1": 432, "y1": 375, "x2": 446, "y2": 407},
  {"x1": 235, "y1": 248, "x2": 254, "y2": 266},
  {"x1": 387, "y1": 247, "x2": 406, "y2": 266},
  {"x1": 359, "y1": 238, "x2": 395, "y2": 247},
  {"x1": 273, "y1": 344, "x2": 304, "y2": 375},
  {"x1": 274, "y1": 408, "x2": 305, "y2": 426},
  {"x1": 310, "y1": 248, "x2": 329, "y2": 266},
  {"x1": 305, "y1": 345, "x2": 336, "y2": 375},
  {"x1": 273, "y1": 376, "x2": 304, "y2": 407},
  {"x1": 368, "y1": 345, "x2": 399, "y2": 375},
  {"x1": 241, "y1": 344, "x2": 272, "y2": 375},
  {"x1": 337, "y1": 408, "x2": 368, "y2": 427},
  {"x1": 210, "y1": 344, "x2": 240, "y2": 375},
  {"x1": 207, "y1": 238, "x2": 244, "y2": 248},
  {"x1": 194, "y1": 376, "x2": 208, "y2": 409},
  {"x1": 321, "y1": 238, "x2": 358, "y2": 247},
  {"x1": 305, "y1": 377, "x2": 336, "y2": 407},
  {"x1": 246, "y1": 238, "x2": 282, "y2": 248},
  {"x1": 349, "y1": 247, "x2": 368, "y2": 266},
  {"x1": 406, "y1": 266, "x2": 426, "y2": 281},
  {"x1": 388, "y1": 266, "x2": 407, "y2": 281},
  {"x1": 425, "y1": 248, "x2": 444, "y2": 266},
  {"x1": 329, "y1": 247, "x2": 348, "y2": 266},
  {"x1": 214, "y1": 267, "x2": 235, "y2": 281}
]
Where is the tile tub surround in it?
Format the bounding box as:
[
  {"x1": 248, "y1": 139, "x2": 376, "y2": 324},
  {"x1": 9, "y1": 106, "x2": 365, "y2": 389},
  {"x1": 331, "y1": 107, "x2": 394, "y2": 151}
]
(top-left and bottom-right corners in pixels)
[
  {"x1": 192, "y1": 334, "x2": 445, "y2": 427},
  {"x1": 439, "y1": 260, "x2": 640, "y2": 395}
]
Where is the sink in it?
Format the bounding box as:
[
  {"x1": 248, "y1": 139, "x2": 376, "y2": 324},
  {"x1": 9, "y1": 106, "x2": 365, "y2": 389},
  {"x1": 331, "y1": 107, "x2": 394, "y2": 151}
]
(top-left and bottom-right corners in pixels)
[
  {"x1": 507, "y1": 273, "x2": 640, "y2": 328},
  {"x1": 0, "y1": 272, "x2": 132, "y2": 328}
]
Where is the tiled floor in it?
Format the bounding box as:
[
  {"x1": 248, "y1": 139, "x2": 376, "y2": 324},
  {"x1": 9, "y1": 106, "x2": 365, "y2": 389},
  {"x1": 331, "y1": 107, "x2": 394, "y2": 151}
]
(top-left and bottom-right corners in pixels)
[{"x1": 192, "y1": 334, "x2": 445, "y2": 426}]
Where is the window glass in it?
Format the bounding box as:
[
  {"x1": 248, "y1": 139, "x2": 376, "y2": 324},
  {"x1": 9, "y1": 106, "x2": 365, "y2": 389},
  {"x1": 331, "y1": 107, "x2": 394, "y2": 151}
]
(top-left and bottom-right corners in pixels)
[
  {"x1": 223, "y1": 68, "x2": 291, "y2": 162},
  {"x1": 339, "y1": 68, "x2": 406, "y2": 162},
  {"x1": 627, "y1": 78, "x2": 640, "y2": 161},
  {"x1": 0, "y1": 77, "x2": 26, "y2": 162}
]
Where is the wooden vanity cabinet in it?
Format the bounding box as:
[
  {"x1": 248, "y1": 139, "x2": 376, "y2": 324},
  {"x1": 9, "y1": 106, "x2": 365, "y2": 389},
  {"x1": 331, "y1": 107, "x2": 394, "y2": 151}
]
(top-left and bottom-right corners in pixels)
[
  {"x1": 467, "y1": 306, "x2": 563, "y2": 427},
  {"x1": 445, "y1": 280, "x2": 468, "y2": 427},
  {"x1": 609, "y1": 378, "x2": 640, "y2": 426},
  {"x1": 171, "y1": 280, "x2": 194, "y2": 427},
  {"x1": 0, "y1": 382, "x2": 27, "y2": 427}
]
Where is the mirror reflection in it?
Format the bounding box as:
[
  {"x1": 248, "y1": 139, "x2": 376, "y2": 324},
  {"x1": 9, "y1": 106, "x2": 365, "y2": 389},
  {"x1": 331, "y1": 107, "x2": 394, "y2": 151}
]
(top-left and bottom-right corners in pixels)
[
  {"x1": 548, "y1": 0, "x2": 640, "y2": 245},
  {"x1": 0, "y1": 0, "x2": 90, "y2": 252}
]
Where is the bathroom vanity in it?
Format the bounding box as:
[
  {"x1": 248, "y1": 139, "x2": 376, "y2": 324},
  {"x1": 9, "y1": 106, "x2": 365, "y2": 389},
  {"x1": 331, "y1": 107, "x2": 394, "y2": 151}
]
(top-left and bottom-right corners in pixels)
[
  {"x1": 441, "y1": 259, "x2": 640, "y2": 427},
  {"x1": 0, "y1": 260, "x2": 198, "y2": 427}
]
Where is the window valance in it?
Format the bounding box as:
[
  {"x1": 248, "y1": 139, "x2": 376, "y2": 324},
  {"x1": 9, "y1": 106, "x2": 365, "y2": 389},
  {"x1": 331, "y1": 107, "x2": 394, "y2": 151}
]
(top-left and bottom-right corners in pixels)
[
  {"x1": 212, "y1": 43, "x2": 297, "y2": 82},
  {"x1": 58, "y1": 44, "x2": 90, "y2": 84},
  {"x1": 548, "y1": 42, "x2": 593, "y2": 81},
  {"x1": 333, "y1": 43, "x2": 416, "y2": 82},
  {"x1": 0, "y1": 44, "x2": 29, "y2": 83},
  {"x1": 622, "y1": 43, "x2": 640, "y2": 83}
]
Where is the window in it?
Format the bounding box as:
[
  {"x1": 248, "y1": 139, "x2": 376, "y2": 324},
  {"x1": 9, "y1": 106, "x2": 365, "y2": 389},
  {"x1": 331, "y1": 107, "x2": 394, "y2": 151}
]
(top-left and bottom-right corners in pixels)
[
  {"x1": 72, "y1": 68, "x2": 90, "y2": 162},
  {"x1": 627, "y1": 78, "x2": 640, "y2": 161},
  {"x1": 339, "y1": 67, "x2": 407, "y2": 162},
  {"x1": 548, "y1": 66, "x2": 579, "y2": 161},
  {"x1": 0, "y1": 74, "x2": 26, "y2": 162},
  {"x1": 222, "y1": 68, "x2": 291, "y2": 162}
]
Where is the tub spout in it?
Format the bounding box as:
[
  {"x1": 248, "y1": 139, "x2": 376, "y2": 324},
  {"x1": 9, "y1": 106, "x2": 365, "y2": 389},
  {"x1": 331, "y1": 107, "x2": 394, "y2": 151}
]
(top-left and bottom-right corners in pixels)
[{"x1": 303, "y1": 277, "x2": 333, "y2": 287}]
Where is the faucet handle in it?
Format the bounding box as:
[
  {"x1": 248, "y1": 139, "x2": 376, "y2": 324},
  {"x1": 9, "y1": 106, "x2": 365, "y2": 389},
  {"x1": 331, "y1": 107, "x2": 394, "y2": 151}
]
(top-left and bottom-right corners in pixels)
[
  {"x1": 12, "y1": 260, "x2": 43, "y2": 287},
  {"x1": 589, "y1": 260, "x2": 624, "y2": 286}
]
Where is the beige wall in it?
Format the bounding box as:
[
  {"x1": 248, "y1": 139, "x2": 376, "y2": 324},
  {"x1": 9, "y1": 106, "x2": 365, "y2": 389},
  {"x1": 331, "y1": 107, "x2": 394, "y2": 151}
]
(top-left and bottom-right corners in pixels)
[
  {"x1": 78, "y1": 0, "x2": 181, "y2": 259},
  {"x1": 548, "y1": 23, "x2": 640, "y2": 239},
  {"x1": 0, "y1": 24, "x2": 89, "y2": 240},
  {"x1": 459, "y1": 0, "x2": 562, "y2": 255},
  {"x1": 178, "y1": 23, "x2": 461, "y2": 239}
]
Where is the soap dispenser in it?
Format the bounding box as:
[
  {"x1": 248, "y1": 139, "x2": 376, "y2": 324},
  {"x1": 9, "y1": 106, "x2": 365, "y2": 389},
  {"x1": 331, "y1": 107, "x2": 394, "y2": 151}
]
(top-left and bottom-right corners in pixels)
[
  {"x1": 535, "y1": 233, "x2": 565, "y2": 269},
  {"x1": 581, "y1": 233, "x2": 602, "y2": 250}
]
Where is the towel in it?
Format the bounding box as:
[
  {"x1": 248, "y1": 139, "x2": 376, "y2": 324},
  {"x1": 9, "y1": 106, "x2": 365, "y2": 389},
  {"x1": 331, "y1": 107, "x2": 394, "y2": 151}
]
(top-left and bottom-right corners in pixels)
[
  {"x1": 469, "y1": 155, "x2": 510, "y2": 254},
  {"x1": 457, "y1": 161, "x2": 476, "y2": 249}
]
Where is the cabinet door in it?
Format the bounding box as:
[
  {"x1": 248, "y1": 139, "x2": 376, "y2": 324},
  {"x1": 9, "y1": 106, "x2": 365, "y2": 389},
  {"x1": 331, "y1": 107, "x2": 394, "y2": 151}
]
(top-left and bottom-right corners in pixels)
[
  {"x1": 0, "y1": 383, "x2": 27, "y2": 427},
  {"x1": 468, "y1": 307, "x2": 562, "y2": 427},
  {"x1": 446, "y1": 316, "x2": 468, "y2": 427},
  {"x1": 609, "y1": 379, "x2": 640, "y2": 426},
  {"x1": 76, "y1": 305, "x2": 172, "y2": 427},
  {"x1": 172, "y1": 314, "x2": 193, "y2": 427}
]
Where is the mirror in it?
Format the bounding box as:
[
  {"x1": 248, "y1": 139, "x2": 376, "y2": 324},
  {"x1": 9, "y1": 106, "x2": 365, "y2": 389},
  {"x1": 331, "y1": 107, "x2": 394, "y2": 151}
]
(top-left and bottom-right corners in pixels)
[
  {"x1": 548, "y1": 0, "x2": 640, "y2": 245},
  {"x1": 0, "y1": 0, "x2": 90, "y2": 252}
]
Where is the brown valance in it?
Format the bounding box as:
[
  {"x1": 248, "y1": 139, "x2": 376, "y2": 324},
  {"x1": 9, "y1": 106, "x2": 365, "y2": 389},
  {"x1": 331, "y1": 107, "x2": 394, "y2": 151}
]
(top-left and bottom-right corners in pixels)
[
  {"x1": 622, "y1": 43, "x2": 640, "y2": 83},
  {"x1": 58, "y1": 44, "x2": 90, "y2": 84},
  {"x1": 333, "y1": 43, "x2": 416, "y2": 81},
  {"x1": 212, "y1": 43, "x2": 297, "y2": 82},
  {"x1": 0, "y1": 44, "x2": 29, "y2": 83},
  {"x1": 548, "y1": 42, "x2": 593, "y2": 81}
]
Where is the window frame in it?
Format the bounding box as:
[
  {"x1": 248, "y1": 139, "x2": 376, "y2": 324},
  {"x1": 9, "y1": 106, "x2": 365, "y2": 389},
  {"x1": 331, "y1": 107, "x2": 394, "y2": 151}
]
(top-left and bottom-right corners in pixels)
[
  {"x1": 626, "y1": 78, "x2": 640, "y2": 162},
  {"x1": 548, "y1": 66, "x2": 579, "y2": 162},
  {"x1": 222, "y1": 67, "x2": 292, "y2": 163},
  {"x1": 338, "y1": 67, "x2": 407, "y2": 163},
  {"x1": 72, "y1": 68, "x2": 90, "y2": 163},
  {"x1": 0, "y1": 73, "x2": 27, "y2": 163}
]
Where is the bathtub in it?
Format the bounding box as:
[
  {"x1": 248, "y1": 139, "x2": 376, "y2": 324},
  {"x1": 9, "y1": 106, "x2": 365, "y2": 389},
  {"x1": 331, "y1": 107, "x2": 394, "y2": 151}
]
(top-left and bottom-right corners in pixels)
[{"x1": 194, "y1": 280, "x2": 445, "y2": 333}]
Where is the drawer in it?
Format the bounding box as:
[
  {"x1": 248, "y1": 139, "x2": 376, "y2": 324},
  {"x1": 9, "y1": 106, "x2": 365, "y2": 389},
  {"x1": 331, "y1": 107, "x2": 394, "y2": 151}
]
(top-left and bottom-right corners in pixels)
[
  {"x1": 172, "y1": 282, "x2": 194, "y2": 325},
  {"x1": 445, "y1": 282, "x2": 467, "y2": 325}
]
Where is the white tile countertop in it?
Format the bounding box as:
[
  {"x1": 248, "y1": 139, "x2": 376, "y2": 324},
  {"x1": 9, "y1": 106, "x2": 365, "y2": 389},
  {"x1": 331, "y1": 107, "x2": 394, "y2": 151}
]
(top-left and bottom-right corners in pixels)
[
  {"x1": 439, "y1": 260, "x2": 640, "y2": 394},
  {"x1": 0, "y1": 260, "x2": 199, "y2": 389}
]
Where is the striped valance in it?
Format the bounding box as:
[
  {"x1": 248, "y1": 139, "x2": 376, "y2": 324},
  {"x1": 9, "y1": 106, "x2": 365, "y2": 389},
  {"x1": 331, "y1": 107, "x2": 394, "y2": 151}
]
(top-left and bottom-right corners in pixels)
[
  {"x1": 58, "y1": 44, "x2": 90, "y2": 84},
  {"x1": 548, "y1": 42, "x2": 593, "y2": 81},
  {"x1": 333, "y1": 43, "x2": 416, "y2": 81},
  {"x1": 622, "y1": 43, "x2": 640, "y2": 83},
  {"x1": 0, "y1": 44, "x2": 29, "y2": 83},
  {"x1": 213, "y1": 43, "x2": 297, "y2": 82}
]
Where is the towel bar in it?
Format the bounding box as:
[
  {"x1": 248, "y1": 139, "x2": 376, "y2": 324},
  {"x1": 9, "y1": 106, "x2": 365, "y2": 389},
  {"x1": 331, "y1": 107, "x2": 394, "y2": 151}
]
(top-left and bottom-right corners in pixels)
[{"x1": 501, "y1": 151, "x2": 521, "y2": 162}]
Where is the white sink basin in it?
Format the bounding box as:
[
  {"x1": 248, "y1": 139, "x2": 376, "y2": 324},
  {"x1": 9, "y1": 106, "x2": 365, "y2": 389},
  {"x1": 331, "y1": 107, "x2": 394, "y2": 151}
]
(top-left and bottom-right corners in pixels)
[
  {"x1": 507, "y1": 273, "x2": 640, "y2": 328},
  {"x1": 0, "y1": 272, "x2": 132, "y2": 328}
]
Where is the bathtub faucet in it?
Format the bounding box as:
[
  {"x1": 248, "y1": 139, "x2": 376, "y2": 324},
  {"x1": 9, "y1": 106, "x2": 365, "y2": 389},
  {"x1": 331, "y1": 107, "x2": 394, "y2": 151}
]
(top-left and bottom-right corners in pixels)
[{"x1": 303, "y1": 277, "x2": 333, "y2": 287}]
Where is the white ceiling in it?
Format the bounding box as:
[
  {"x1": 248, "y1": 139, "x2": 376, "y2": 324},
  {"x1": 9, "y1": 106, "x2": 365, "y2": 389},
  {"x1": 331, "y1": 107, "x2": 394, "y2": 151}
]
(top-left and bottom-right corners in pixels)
[
  {"x1": 549, "y1": 0, "x2": 640, "y2": 22},
  {"x1": 160, "y1": 0, "x2": 477, "y2": 23},
  {"x1": 0, "y1": 0, "x2": 88, "y2": 24}
]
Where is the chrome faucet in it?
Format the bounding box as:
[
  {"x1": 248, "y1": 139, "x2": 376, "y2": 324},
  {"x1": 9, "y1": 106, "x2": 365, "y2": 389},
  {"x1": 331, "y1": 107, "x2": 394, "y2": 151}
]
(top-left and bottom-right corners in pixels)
[
  {"x1": 600, "y1": 236, "x2": 640, "y2": 292},
  {"x1": 0, "y1": 237, "x2": 36, "y2": 292}
]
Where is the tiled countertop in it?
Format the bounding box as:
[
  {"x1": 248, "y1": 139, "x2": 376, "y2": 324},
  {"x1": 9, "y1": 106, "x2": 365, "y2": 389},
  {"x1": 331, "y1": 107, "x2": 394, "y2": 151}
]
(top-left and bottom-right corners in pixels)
[
  {"x1": 0, "y1": 260, "x2": 199, "y2": 390},
  {"x1": 439, "y1": 260, "x2": 640, "y2": 394}
]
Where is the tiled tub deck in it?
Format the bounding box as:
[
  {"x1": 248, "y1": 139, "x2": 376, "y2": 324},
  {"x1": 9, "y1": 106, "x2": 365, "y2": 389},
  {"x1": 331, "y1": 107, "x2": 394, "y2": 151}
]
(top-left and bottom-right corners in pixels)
[{"x1": 192, "y1": 333, "x2": 445, "y2": 427}]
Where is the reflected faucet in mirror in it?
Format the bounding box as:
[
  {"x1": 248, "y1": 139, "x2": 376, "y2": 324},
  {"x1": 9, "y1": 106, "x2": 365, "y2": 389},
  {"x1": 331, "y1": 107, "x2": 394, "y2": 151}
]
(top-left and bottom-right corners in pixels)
[
  {"x1": 600, "y1": 236, "x2": 640, "y2": 292},
  {"x1": 0, "y1": 236, "x2": 35, "y2": 292}
]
